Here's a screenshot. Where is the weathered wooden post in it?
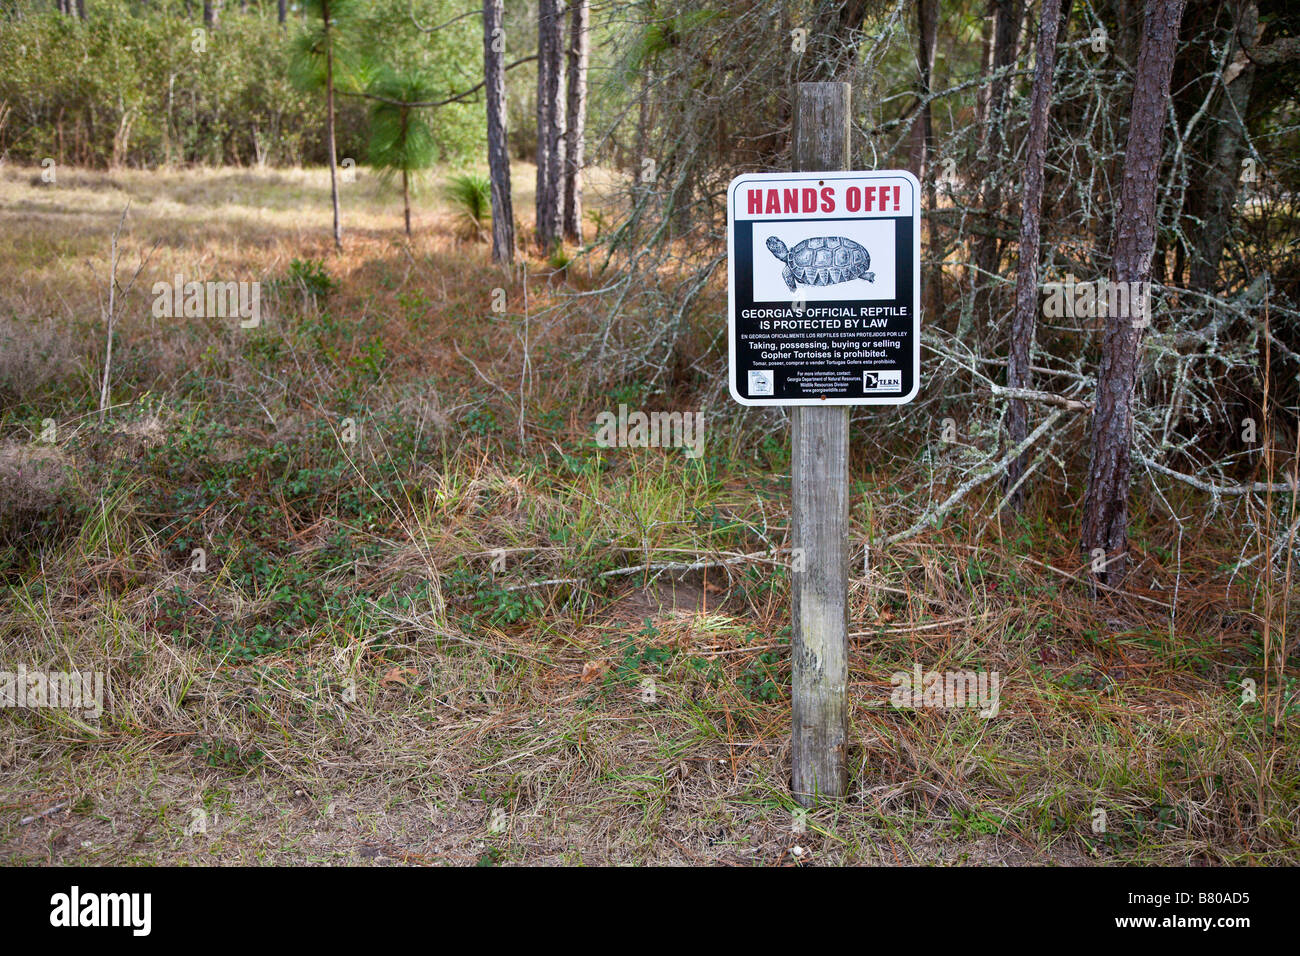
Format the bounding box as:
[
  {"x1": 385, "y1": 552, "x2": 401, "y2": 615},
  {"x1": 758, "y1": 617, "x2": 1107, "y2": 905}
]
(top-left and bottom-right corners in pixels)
[
  {"x1": 726, "y1": 85, "x2": 919, "y2": 807},
  {"x1": 790, "y1": 82, "x2": 851, "y2": 805}
]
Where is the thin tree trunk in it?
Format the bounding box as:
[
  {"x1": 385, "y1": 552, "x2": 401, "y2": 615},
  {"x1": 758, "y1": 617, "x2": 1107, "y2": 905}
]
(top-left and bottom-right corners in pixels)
[
  {"x1": 907, "y1": 0, "x2": 937, "y2": 183},
  {"x1": 535, "y1": 0, "x2": 552, "y2": 246},
  {"x1": 562, "y1": 0, "x2": 589, "y2": 243},
  {"x1": 1112, "y1": 0, "x2": 1145, "y2": 64},
  {"x1": 552, "y1": 5, "x2": 567, "y2": 236},
  {"x1": 203, "y1": 0, "x2": 219, "y2": 28},
  {"x1": 323, "y1": 0, "x2": 342, "y2": 253},
  {"x1": 973, "y1": 5, "x2": 995, "y2": 140},
  {"x1": 278, "y1": 0, "x2": 286, "y2": 26},
  {"x1": 1081, "y1": 0, "x2": 1187, "y2": 585},
  {"x1": 1094, "y1": 0, "x2": 1146, "y2": 256},
  {"x1": 910, "y1": 0, "x2": 944, "y2": 328},
  {"x1": 1003, "y1": 0, "x2": 1064, "y2": 511},
  {"x1": 484, "y1": 0, "x2": 516, "y2": 264},
  {"x1": 75, "y1": 0, "x2": 86, "y2": 19},
  {"x1": 970, "y1": 0, "x2": 1025, "y2": 333},
  {"x1": 535, "y1": 0, "x2": 566, "y2": 249},
  {"x1": 635, "y1": 70, "x2": 651, "y2": 172},
  {"x1": 1189, "y1": 0, "x2": 1258, "y2": 292},
  {"x1": 402, "y1": 167, "x2": 411, "y2": 237}
]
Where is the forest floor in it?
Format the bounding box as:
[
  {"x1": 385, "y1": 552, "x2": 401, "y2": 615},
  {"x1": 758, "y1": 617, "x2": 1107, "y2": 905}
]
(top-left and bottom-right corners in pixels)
[{"x1": 0, "y1": 164, "x2": 1297, "y2": 865}]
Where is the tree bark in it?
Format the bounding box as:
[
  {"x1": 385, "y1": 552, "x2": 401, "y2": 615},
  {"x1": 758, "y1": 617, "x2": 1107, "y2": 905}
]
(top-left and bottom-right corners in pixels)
[
  {"x1": 1189, "y1": 0, "x2": 1258, "y2": 292},
  {"x1": 635, "y1": 69, "x2": 651, "y2": 173},
  {"x1": 1003, "y1": 0, "x2": 1064, "y2": 510},
  {"x1": 970, "y1": 0, "x2": 1025, "y2": 333},
  {"x1": 323, "y1": 0, "x2": 342, "y2": 252},
  {"x1": 972, "y1": 5, "x2": 994, "y2": 151},
  {"x1": 402, "y1": 166, "x2": 411, "y2": 237},
  {"x1": 562, "y1": 0, "x2": 589, "y2": 243},
  {"x1": 75, "y1": 0, "x2": 86, "y2": 19},
  {"x1": 909, "y1": 0, "x2": 944, "y2": 328},
  {"x1": 484, "y1": 0, "x2": 516, "y2": 264},
  {"x1": 278, "y1": 0, "x2": 286, "y2": 26},
  {"x1": 203, "y1": 0, "x2": 219, "y2": 28},
  {"x1": 1081, "y1": 0, "x2": 1187, "y2": 585},
  {"x1": 535, "y1": 0, "x2": 566, "y2": 249},
  {"x1": 907, "y1": 0, "x2": 938, "y2": 186}
]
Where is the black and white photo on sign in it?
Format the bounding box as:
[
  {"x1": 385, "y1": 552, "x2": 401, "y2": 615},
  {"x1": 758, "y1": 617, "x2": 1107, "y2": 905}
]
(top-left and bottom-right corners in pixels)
[{"x1": 751, "y1": 218, "x2": 896, "y2": 303}]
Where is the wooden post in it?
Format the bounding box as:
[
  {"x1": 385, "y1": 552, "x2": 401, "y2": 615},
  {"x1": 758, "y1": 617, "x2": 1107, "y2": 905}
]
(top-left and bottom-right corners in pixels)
[{"x1": 790, "y1": 82, "x2": 851, "y2": 806}]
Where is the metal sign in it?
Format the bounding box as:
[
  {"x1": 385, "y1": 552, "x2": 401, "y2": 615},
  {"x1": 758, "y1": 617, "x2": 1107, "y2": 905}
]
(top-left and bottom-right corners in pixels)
[{"x1": 727, "y1": 170, "x2": 921, "y2": 406}]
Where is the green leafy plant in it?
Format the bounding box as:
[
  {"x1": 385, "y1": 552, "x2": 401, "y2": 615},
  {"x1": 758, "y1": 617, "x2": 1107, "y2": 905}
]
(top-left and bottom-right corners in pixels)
[
  {"x1": 195, "y1": 738, "x2": 264, "y2": 773},
  {"x1": 287, "y1": 258, "x2": 339, "y2": 299}
]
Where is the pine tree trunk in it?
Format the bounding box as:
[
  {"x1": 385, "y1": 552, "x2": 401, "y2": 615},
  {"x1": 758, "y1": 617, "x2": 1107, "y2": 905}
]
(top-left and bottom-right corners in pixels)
[
  {"x1": 1189, "y1": 0, "x2": 1258, "y2": 292},
  {"x1": 534, "y1": 0, "x2": 552, "y2": 246},
  {"x1": 1081, "y1": 0, "x2": 1187, "y2": 586},
  {"x1": 403, "y1": 167, "x2": 411, "y2": 237},
  {"x1": 910, "y1": 0, "x2": 944, "y2": 328},
  {"x1": 970, "y1": 0, "x2": 1025, "y2": 334},
  {"x1": 562, "y1": 0, "x2": 588, "y2": 243},
  {"x1": 972, "y1": 5, "x2": 995, "y2": 145},
  {"x1": 1003, "y1": 0, "x2": 1064, "y2": 511},
  {"x1": 535, "y1": 0, "x2": 566, "y2": 249},
  {"x1": 323, "y1": 0, "x2": 342, "y2": 253},
  {"x1": 484, "y1": 0, "x2": 516, "y2": 264},
  {"x1": 635, "y1": 70, "x2": 650, "y2": 172}
]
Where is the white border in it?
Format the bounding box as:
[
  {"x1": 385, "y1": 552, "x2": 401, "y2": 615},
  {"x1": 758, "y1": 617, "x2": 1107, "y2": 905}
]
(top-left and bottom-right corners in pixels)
[{"x1": 726, "y1": 169, "x2": 922, "y2": 407}]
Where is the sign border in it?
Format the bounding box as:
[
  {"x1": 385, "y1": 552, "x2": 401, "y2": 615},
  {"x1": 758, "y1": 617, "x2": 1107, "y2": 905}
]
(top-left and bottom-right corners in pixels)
[{"x1": 726, "y1": 169, "x2": 923, "y2": 407}]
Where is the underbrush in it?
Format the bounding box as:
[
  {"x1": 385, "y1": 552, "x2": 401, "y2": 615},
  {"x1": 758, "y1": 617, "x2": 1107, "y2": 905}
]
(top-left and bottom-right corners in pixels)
[{"x1": 1, "y1": 168, "x2": 1296, "y2": 865}]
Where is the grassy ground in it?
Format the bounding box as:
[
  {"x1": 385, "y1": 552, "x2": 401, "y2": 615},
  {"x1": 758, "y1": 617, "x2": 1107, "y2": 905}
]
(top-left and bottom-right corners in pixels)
[{"x1": 1, "y1": 164, "x2": 1297, "y2": 865}]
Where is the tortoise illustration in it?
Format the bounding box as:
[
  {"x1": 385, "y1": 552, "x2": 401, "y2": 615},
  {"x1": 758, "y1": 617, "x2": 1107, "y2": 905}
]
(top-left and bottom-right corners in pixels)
[{"x1": 766, "y1": 235, "x2": 874, "y2": 292}]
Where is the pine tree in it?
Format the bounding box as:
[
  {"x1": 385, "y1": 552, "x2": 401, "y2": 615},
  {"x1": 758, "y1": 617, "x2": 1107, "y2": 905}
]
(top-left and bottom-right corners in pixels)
[
  {"x1": 367, "y1": 69, "x2": 438, "y2": 238},
  {"x1": 1081, "y1": 0, "x2": 1188, "y2": 585},
  {"x1": 290, "y1": 0, "x2": 362, "y2": 253}
]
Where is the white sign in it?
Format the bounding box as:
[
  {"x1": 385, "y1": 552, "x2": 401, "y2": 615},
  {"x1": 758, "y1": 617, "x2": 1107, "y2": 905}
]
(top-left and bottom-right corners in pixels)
[{"x1": 727, "y1": 170, "x2": 922, "y2": 406}]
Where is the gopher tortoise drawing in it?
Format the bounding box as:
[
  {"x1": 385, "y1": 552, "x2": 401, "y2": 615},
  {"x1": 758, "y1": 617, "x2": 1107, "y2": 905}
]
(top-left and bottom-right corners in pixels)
[{"x1": 766, "y1": 235, "x2": 875, "y2": 292}]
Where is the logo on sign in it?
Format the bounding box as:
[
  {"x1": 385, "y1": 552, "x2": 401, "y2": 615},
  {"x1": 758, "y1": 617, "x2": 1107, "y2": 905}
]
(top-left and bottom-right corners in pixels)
[
  {"x1": 863, "y1": 370, "x2": 901, "y2": 392},
  {"x1": 749, "y1": 369, "x2": 774, "y2": 396}
]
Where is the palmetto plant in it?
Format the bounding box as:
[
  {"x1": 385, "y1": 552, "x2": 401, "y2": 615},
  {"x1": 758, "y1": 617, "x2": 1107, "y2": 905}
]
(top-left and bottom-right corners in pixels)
[
  {"x1": 367, "y1": 68, "x2": 438, "y2": 237},
  {"x1": 442, "y1": 173, "x2": 492, "y2": 242}
]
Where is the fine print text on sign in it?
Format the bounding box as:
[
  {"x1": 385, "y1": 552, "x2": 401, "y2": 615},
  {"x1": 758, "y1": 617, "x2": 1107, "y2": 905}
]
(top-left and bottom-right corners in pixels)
[{"x1": 727, "y1": 170, "x2": 921, "y2": 406}]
